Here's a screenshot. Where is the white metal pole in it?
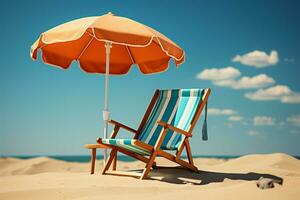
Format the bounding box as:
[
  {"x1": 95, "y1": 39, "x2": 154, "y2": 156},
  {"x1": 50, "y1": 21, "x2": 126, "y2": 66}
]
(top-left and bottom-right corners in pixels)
[{"x1": 103, "y1": 41, "x2": 112, "y2": 164}]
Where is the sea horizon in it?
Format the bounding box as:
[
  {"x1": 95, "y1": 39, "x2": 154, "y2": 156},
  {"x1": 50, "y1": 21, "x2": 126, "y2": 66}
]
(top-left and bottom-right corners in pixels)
[{"x1": 2, "y1": 154, "x2": 300, "y2": 163}]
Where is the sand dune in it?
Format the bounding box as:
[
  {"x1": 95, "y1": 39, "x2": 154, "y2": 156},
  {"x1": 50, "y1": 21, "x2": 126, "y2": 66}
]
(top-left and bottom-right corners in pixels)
[
  {"x1": 0, "y1": 157, "x2": 89, "y2": 176},
  {"x1": 212, "y1": 153, "x2": 300, "y2": 172},
  {"x1": 0, "y1": 153, "x2": 299, "y2": 200}
]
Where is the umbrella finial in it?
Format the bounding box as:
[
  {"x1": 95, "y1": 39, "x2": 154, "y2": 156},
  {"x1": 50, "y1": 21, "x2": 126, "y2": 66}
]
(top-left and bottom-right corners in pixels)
[{"x1": 107, "y1": 12, "x2": 114, "y2": 16}]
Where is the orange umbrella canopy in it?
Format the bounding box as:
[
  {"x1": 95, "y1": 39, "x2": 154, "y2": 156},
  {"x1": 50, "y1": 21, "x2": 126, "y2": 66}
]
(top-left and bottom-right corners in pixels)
[{"x1": 31, "y1": 12, "x2": 185, "y2": 74}]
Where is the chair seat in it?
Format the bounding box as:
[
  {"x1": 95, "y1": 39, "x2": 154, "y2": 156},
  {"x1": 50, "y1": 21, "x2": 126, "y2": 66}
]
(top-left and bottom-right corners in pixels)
[{"x1": 101, "y1": 139, "x2": 151, "y2": 155}]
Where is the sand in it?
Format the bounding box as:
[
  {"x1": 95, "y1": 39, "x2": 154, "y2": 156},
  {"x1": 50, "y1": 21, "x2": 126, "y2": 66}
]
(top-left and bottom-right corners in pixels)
[{"x1": 0, "y1": 153, "x2": 300, "y2": 200}]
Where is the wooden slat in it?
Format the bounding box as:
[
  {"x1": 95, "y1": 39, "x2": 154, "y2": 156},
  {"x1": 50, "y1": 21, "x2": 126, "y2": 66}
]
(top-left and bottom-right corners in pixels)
[
  {"x1": 114, "y1": 146, "x2": 153, "y2": 164},
  {"x1": 154, "y1": 128, "x2": 168, "y2": 150},
  {"x1": 157, "y1": 121, "x2": 192, "y2": 137},
  {"x1": 90, "y1": 148, "x2": 96, "y2": 174},
  {"x1": 135, "y1": 90, "x2": 159, "y2": 139},
  {"x1": 176, "y1": 158, "x2": 198, "y2": 172},
  {"x1": 188, "y1": 88, "x2": 211, "y2": 134},
  {"x1": 157, "y1": 149, "x2": 175, "y2": 161},
  {"x1": 85, "y1": 144, "x2": 108, "y2": 149},
  {"x1": 108, "y1": 119, "x2": 137, "y2": 134},
  {"x1": 185, "y1": 138, "x2": 194, "y2": 165},
  {"x1": 175, "y1": 139, "x2": 185, "y2": 160},
  {"x1": 102, "y1": 149, "x2": 117, "y2": 174},
  {"x1": 115, "y1": 146, "x2": 153, "y2": 165},
  {"x1": 112, "y1": 152, "x2": 117, "y2": 171},
  {"x1": 110, "y1": 126, "x2": 120, "y2": 139},
  {"x1": 140, "y1": 128, "x2": 168, "y2": 179},
  {"x1": 133, "y1": 140, "x2": 154, "y2": 151},
  {"x1": 157, "y1": 149, "x2": 198, "y2": 172},
  {"x1": 95, "y1": 141, "x2": 156, "y2": 166}
]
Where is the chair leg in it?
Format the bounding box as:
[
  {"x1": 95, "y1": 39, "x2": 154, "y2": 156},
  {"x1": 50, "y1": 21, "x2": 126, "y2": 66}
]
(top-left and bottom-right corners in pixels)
[
  {"x1": 185, "y1": 139, "x2": 194, "y2": 165},
  {"x1": 140, "y1": 151, "x2": 157, "y2": 180},
  {"x1": 90, "y1": 148, "x2": 96, "y2": 174},
  {"x1": 140, "y1": 127, "x2": 168, "y2": 179},
  {"x1": 112, "y1": 152, "x2": 117, "y2": 171},
  {"x1": 102, "y1": 149, "x2": 117, "y2": 175},
  {"x1": 176, "y1": 158, "x2": 198, "y2": 172},
  {"x1": 151, "y1": 162, "x2": 157, "y2": 169}
]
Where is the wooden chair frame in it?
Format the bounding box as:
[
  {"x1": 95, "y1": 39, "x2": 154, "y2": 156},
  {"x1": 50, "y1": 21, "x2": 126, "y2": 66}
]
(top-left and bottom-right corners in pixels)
[{"x1": 87, "y1": 88, "x2": 211, "y2": 179}]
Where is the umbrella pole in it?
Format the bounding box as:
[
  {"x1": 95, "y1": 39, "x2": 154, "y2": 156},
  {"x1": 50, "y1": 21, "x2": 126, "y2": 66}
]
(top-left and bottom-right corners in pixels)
[{"x1": 103, "y1": 41, "x2": 112, "y2": 164}]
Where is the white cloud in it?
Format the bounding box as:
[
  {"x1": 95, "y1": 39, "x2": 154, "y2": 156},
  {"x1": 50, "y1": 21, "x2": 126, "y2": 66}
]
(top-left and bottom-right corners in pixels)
[
  {"x1": 197, "y1": 66, "x2": 275, "y2": 90},
  {"x1": 253, "y1": 116, "x2": 275, "y2": 126},
  {"x1": 208, "y1": 108, "x2": 237, "y2": 115},
  {"x1": 245, "y1": 85, "x2": 290, "y2": 100},
  {"x1": 287, "y1": 115, "x2": 300, "y2": 126},
  {"x1": 245, "y1": 85, "x2": 300, "y2": 104},
  {"x1": 246, "y1": 130, "x2": 259, "y2": 136},
  {"x1": 232, "y1": 50, "x2": 279, "y2": 68},
  {"x1": 214, "y1": 74, "x2": 275, "y2": 89},
  {"x1": 282, "y1": 93, "x2": 300, "y2": 103},
  {"x1": 228, "y1": 116, "x2": 242, "y2": 121},
  {"x1": 196, "y1": 66, "x2": 241, "y2": 81}
]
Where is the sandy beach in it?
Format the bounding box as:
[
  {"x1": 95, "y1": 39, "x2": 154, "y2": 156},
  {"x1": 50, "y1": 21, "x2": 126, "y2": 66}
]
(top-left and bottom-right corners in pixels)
[{"x1": 0, "y1": 153, "x2": 299, "y2": 200}]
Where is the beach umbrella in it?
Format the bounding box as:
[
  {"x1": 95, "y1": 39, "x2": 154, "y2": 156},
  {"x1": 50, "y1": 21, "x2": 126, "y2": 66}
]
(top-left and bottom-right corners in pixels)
[{"x1": 30, "y1": 12, "x2": 185, "y2": 162}]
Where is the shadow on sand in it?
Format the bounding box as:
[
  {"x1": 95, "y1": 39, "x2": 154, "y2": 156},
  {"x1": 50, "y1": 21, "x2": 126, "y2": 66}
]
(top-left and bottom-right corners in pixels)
[{"x1": 131, "y1": 167, "x2": 283, "y2": 185}]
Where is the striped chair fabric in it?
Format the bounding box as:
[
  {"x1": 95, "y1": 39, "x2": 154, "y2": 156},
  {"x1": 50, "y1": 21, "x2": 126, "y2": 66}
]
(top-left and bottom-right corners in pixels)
[{"x1": 102, "y1": 89, "x2": 205, "y2": 155}]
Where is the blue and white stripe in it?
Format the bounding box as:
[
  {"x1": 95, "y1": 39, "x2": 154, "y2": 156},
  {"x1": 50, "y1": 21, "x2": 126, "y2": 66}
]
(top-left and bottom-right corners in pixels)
[
  {"x1": 101, "y1": 89, "x2": 205, "y2": 155},
  {"x1": 138, "y1": 89, "x2": 204, "y2": 150}
]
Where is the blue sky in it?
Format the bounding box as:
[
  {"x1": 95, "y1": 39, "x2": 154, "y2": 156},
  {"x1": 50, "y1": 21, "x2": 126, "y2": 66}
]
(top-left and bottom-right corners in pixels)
[{"x1": 1, "y1": 0, "x2": 299, "y2": 156}]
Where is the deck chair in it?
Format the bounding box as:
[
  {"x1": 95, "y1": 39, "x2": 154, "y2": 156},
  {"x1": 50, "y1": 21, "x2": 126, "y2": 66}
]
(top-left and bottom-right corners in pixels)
[{"x1": 97, "y1": 88, "x2": 211, "y2": 179}]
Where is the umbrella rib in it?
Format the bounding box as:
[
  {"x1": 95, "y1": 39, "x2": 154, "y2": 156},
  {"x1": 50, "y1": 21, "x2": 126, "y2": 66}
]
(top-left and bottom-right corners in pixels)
[
  {"x1": 76, "y1": 36, "x2": 95, "y2": 60},
  {"x1": 126, "y1": 45, "x2": 135, "y2": 64},
  {"x1": 142, "y1": 25, "x2": 185, "y2": 63},
  {"x1": 155, "y1": 35, "x2": 185, "y2": 63}
]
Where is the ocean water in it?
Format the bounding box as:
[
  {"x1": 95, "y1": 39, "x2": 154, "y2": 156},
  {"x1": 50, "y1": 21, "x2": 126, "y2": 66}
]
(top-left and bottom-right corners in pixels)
[{"x1": 4, "y1": 155, "x2": 300, "y2": 163}]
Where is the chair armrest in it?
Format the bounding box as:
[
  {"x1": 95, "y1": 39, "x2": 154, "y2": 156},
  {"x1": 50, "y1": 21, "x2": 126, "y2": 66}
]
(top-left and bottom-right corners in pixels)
[
  {"x1": 85, "y1": 144, "x2": 108, "y2": 149},
  {"x1": 108, "y1": 119, "x2": 137, "y2": 134},
  {"x1": 157, "y1": 121, "x2": 192, "y2": 137}
]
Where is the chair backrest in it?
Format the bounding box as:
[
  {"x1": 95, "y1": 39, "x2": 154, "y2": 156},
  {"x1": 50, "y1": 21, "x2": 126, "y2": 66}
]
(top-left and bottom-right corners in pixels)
[{"x1": 138, "y1": 89, "x2": 208, "y2": 150}]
